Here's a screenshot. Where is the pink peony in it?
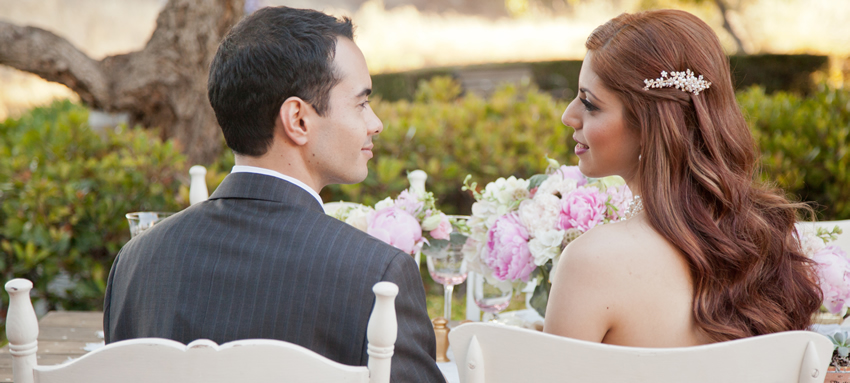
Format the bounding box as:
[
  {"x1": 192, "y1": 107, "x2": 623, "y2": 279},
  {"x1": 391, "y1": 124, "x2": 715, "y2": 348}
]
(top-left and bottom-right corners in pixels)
[
  {"x1": 484, "y1": 212, "x2": 536, "y2": 282},
  {"x1": 605, "y1": 184, "x2": 634, "y2": 221},
  {"x1": 558, "y1": 187, "x2": 607, "y2": 232},
  {"x1": 429, "y1": 213, "x2": 452, "y2": 240},
  {"x1": 813, "y1": 245, "x2": 850, "y2": 314},
  {"x1": 394, "y1": 190, "x2": 425, "y2": 216},
  {"x1": 555, "y1": 165, "x2": 588, "y2": 187},
  {"x1": 367, "y1": 207, "x2": 423, "y2": 254}
]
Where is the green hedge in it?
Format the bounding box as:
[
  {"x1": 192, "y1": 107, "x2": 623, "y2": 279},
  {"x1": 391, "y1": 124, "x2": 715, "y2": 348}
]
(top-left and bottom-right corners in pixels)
[
  {"x1": 740, "y1": 84, "x2": 850, "y2": 219},
  {"x1": 0, "y1": 100, "x2": 185, "y2": 318},
  {"x1": 372, "y1": 54, "x2": 829, "y2": 101}
]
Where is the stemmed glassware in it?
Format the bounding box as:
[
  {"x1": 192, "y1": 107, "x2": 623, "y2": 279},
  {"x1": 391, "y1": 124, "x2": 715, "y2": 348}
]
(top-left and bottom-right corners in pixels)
[
  {"x1": 126, "y1": 212, "x2": 174, "y2": 238},
  {"x1": 470, "y1": 272, "x2": 512, "y2": 322},
  {"x1": 423, "y1": 215, "x2": 470, "y2": 320}
]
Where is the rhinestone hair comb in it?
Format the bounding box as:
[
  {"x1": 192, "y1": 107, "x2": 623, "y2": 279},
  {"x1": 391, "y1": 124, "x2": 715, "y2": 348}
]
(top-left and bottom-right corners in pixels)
[{"x1": 643, "y1": 69, "x2": 711, "y2": 95}]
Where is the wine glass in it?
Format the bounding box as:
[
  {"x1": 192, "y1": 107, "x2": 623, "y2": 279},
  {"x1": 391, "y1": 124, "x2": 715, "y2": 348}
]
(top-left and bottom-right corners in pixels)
[
  {"x1": 470, "y1": 272, "x2": 512, "y2": 322},
  {"x1": 423, "y1": 215, "x2": 469, "y2": 320},
  {"x1": 126, "y1": 211, "x2": 174, "y2": 238}
]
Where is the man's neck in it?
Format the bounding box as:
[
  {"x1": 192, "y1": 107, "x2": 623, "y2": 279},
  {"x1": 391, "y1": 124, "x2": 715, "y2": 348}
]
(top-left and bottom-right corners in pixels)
[{"x1": 234, "y1": 152, "x2": 323, "y2": 193}]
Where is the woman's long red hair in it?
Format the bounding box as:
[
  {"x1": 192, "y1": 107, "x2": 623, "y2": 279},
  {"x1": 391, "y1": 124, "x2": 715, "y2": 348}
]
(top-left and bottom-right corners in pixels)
[{"x1": 585, "y1": 9, "x2": 821, "y2": 341}]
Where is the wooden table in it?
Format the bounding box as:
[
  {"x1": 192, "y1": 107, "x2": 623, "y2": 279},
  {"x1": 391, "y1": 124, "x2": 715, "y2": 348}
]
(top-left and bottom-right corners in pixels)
[{"x1": 0, "y1": 311, "x2": 104, "y2": 382}]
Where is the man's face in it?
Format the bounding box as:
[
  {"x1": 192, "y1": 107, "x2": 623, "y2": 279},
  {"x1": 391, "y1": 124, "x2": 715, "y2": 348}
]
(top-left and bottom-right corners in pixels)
[{"x1": 308, "y1": 37, "x2": 383, "y2": 188}]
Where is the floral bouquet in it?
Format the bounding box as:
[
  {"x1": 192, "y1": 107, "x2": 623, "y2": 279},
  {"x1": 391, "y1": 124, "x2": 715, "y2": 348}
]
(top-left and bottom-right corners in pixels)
[
  {"x1": 798, "y1": 225, "x2": 848, "y2": 316},
  {"x1": 800, "y1": 224, "x2": 849, "y2": 371},
  {"x1": 329, "y1": 189, "x2": 453, "y2": 255},
  {"x1": 461, "y1": 158, "x2": 635, "y2": 317}
]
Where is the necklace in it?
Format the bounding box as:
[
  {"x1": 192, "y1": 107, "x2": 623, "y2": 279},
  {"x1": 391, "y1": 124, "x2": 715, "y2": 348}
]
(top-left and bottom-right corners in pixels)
[{"x1": 624, "y1": 195, "x2": 644, "y2": 219}]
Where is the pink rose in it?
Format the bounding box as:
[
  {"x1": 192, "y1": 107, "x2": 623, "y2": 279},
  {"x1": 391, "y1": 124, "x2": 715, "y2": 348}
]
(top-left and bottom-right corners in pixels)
[
  {"x1": 429, "y1": 213, "x2": 452, "y2": 240},
  {"x1": 367, "y1": 207, "x2": 423, "y2": 254},
  {"x1": 558, "y1": 187, "x2": 607, "y2": 232},
  {"x1": 555, "y1": 165, "x2": 587, "y2": 187},
  {"x1": 813, "y1": 245, "x2": 850, "y2": 314},
  {"x1": 484, "y1": 212, "x2": 536, "y2": 282}
]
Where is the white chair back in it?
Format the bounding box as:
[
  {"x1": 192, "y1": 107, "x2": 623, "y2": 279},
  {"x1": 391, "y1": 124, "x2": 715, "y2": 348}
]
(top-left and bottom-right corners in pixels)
[
  {"x1": 449, "y1": 322, "x2": 832, "y2": 383},
  {"x1": 189, "y1": 165, "x2": 209, "y2": 205},
  {"x1": 5, "y1": 279, "x2": 398, "y2": 383}
]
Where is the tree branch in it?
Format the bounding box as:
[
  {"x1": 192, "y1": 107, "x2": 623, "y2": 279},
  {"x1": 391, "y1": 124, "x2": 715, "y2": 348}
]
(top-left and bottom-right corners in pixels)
[
  {"x1": 713, "y1": 0, "x2": 747, "y2": 55},
  {"x1": 0, "y1": 21, "x2": 109, "y2": 107}
]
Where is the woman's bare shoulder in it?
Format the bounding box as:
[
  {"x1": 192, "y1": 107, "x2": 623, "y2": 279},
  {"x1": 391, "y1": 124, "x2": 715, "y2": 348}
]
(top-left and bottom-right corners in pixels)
[
  {"x1": 566, "y1": 216, "x2": 657, "y2": 261},
  {"x1": 560, "y1": 215, "x2": 689, "y2": 292}
]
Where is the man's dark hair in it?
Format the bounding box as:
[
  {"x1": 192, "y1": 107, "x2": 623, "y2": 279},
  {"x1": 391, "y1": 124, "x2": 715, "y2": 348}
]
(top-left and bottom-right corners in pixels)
[{"x1": 208, "y1": 7, "x2": 354, "y2": 156}]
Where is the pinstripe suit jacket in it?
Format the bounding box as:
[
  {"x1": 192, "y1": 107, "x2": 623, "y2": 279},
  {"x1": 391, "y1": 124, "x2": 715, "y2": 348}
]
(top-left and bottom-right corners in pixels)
[{"x1": 104, "y1": 172, "x2": 444, "y2": 382}]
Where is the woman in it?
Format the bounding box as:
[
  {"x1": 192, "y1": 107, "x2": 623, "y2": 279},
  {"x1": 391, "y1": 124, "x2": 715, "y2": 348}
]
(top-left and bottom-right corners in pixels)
[{"x1": 543, "y1": 9, "x2": 821, "y2": 346}]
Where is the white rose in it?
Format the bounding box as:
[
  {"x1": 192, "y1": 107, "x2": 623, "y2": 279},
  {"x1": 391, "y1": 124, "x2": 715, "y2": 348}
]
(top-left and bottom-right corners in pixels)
[{"x1": 528, "y1": 229, "x2": 565, "y2": 266}]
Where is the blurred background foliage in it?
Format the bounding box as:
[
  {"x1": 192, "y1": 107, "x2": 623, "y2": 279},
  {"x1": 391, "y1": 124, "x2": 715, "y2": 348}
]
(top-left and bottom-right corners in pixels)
[
  {"x1": 0, "y1": 74, "x2": 848, "y2": 323},
  {"x1": 0, "y1": 100, "x2": 184, "y2": 323}
]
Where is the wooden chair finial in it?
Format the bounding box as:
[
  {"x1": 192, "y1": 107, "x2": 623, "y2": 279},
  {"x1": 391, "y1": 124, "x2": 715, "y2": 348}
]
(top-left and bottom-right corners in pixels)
[
  {"x1": 189, "y1": 165, "x2": 209, "y2": 205},
  {"x1": 367, "y1": 281, "x2": 398, "y2": 383},
  {"x1": 5, "y1": 278, "x2": 39, "y2": 383}
]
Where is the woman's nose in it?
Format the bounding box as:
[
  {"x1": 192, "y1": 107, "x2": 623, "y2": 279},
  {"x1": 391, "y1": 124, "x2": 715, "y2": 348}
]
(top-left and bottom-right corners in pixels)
[{"x1": 561, "y1": 98, "x2": 582, "y2": 130}]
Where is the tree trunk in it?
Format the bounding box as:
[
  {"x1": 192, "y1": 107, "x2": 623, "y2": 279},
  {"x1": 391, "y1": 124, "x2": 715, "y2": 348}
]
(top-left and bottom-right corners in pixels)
[{"x1": 0, "y1": 0, "x2": 245, "y2": 165}]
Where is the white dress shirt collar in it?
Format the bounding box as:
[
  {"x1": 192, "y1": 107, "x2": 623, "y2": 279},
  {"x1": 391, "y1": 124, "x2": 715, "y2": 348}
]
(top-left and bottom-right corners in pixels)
[{"x1": 231, "y1": 165, "x2": 324, "y2": 212}]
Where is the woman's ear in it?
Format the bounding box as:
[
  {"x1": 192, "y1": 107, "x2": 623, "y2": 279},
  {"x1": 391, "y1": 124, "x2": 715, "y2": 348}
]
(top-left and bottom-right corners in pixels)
[{"x1": 278, "y1": 97, "x2": 311, "y2": 146}]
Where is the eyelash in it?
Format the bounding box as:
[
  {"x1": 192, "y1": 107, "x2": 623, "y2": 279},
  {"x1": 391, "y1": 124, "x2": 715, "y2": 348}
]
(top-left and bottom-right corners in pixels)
[
  {"x1": 580, "y1": 97, "x2": 598, "y2": 112},
  {"x1": 360, "y1": 100, "x2": 370, "y2": 108}
]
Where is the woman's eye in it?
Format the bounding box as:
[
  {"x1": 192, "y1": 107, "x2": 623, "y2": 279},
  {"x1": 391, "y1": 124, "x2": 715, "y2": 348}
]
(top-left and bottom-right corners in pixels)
[{"x1": 580, "y1": 97, "x2": 598, "y2": 112}]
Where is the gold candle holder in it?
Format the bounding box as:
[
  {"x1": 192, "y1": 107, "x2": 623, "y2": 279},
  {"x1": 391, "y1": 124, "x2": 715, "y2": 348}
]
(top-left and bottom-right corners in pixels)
[{"x1": 432, "y1": 317, "x2": 450, "y2": 362}]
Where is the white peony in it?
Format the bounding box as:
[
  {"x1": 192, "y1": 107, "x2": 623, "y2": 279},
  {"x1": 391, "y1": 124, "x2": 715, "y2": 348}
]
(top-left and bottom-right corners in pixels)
[
  {"x1": 375, "y1": 197, "x2": 395, "y2": 211},
  {"x1": 528, "y1": 229, "x2": 566, "y2": 266},
  {"x1": 797, "y1": 224, "x2": 826, "y2": 257},
  {"x1": 536, "y1": 173, "x2": 578, "y2": 198},
  {"x1": 343, "y1": 205, "x2": 373, "y2": 232},
  {"x1": 518, "y1": 194, "x2": 561, "y2": 237}
]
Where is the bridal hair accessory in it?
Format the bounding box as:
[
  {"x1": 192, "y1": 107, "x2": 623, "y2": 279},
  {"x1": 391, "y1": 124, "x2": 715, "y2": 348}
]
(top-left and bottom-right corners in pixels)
[
  {"x1": 643, "y1": 69, "x2": 711, "y2": 95},
  {"x1": 624, "y1": 195, "x2": 643, "y2": 219}
]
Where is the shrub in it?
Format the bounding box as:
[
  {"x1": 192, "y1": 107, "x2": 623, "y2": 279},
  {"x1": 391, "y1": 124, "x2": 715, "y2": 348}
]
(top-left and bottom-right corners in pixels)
[
  {"x1": 0, "y1": 100, "x2": 185, "y2": 318},
  {"x1": 321, "y1": 76, "x2": 573, "y2": 214},
  {"x1": 739, "y1": 84, "x2": 850, "y2": 220}
]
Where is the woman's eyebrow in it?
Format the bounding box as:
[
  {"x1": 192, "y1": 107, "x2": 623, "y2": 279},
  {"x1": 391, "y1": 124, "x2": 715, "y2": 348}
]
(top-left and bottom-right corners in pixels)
[{"x1": 579, "y1": 87, "x2": 604, "y2": 106}]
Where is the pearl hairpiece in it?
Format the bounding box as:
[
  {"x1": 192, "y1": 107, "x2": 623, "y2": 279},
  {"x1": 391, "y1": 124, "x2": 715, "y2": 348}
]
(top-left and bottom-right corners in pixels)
[{"x1": 643, "y1": 69, "x2": 711, "y2": 95}]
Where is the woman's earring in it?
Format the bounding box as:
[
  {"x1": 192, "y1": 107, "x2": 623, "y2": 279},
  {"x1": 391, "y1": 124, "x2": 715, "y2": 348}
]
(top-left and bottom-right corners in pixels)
[{"x1": 638, "y1": 154, "x2": 642, "y2": 161}]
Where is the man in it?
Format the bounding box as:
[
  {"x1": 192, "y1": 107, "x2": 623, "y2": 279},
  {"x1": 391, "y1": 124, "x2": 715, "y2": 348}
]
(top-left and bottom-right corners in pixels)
[{"x1": 103, "y1": 7, "x2": 444, "y2": 382}]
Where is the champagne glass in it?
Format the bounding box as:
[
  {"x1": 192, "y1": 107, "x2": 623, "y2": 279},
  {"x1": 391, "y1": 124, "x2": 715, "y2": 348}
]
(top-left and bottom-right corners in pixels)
[
  {"x1": 470, "y1": 272, "x2": 512, "y2": 322},
  {"x1": 423, "y1": 216, "x2": 469, "y2": 320}
]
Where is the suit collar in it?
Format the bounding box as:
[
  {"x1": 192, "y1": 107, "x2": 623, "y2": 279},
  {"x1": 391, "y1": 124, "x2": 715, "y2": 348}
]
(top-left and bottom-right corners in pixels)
[{"x1": 209, "y1": 173, "x2": 324, "y2": 212}]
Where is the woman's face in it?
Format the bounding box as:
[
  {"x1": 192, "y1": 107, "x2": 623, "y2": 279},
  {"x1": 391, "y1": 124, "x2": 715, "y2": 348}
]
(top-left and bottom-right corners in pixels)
[{"x1": 562, "y1": 51, "x2": 641, "y2": 184}]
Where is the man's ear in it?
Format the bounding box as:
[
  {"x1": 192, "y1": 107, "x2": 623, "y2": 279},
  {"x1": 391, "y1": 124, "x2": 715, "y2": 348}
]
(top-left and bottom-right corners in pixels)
[{"x1": 278, "y1": 97, "x2": 312, "y2": 146}]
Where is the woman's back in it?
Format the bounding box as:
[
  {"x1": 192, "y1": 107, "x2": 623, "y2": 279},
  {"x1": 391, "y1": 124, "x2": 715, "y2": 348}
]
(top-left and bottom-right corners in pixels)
[{"x1": 545, "y1": 214, "x2": 710, "y2": 347}]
